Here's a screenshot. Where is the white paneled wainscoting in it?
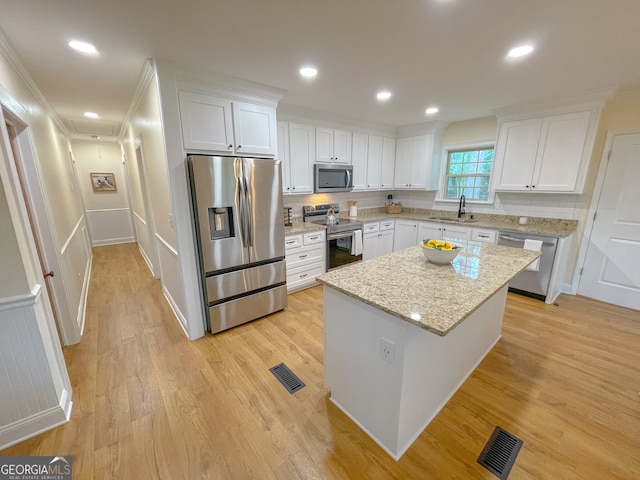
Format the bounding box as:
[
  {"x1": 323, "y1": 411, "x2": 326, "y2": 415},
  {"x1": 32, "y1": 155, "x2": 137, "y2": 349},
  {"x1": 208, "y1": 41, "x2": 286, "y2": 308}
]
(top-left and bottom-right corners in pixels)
[
  {"x1": 85, "y1": 208, "x2": 135, "y2": 247},
  {"x1": 0, "y1": 285, "x2": 73, "y2": 450},
  {"x1": 133, "y1": 211, "x2": 157, "y2": 277},
  {"x1": 155, "y1": 233, "x2": 188, "y2": 337}
]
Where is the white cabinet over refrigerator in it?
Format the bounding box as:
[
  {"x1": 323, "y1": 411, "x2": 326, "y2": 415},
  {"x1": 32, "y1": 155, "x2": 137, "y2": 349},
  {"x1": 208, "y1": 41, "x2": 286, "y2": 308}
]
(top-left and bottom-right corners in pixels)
[{"x1": 178, "y1": 91, "x2": 277, "y2": 156}]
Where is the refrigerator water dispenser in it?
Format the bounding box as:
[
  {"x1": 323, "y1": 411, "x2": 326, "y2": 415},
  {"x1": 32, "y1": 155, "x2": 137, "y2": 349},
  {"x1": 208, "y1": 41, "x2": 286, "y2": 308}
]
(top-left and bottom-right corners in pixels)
[{"x1": 208, "y1": 207, "x2": 234, "y2": 240}]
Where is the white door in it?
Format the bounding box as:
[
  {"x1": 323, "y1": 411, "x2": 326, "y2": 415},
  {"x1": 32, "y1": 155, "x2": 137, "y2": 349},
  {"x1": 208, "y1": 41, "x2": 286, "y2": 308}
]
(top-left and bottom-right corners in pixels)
[
  {"x1": 288, "y1": 123, "x2": 314, "y2": 194},
  {"x1": 378, "y1": 230, "x2": 394, "y2": 256},
  {"x1": 366, "y1": 135, "x2": 382, "y2": 190},
  {"x1": 578, "y1": 132, "x2": 640, "y2": 310},
  {"x1": 351, "y1": 132, "x2": 367, "y2": 190},
  {"x1": 393, "y1": 220, "x2": 418, "y2": 251},
  {"x1": 277, "y1": 122, "x2": 291, "y2": 193},
  {"x1": 178, "y1": 91, "x2": 234, "y2": 152},
  {"x1": 380, "y1": 137, "x2": 396, "y2": 190}
]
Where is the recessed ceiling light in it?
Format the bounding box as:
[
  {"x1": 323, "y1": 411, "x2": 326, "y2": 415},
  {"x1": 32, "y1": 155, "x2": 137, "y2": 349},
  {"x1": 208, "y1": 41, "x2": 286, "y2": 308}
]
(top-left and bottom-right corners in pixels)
[
  {"x1": 84, "y1": 112, "x2": 99, "y2": 119},
  {"x1": 299, "y1": 66, "x2": 318, "y2": 78},
  {"x1": 425, "y1": 107, "x2": 439, "y2": 115},
  {"x1": 507, "y1": 44, "x2": 534, "y2": 58},
  {"x1": 377, "y1": 90, "x2": 392, "y2": 101},
  {"x1": 68, "y1": 40, "x2": 97, "y2": 54}
]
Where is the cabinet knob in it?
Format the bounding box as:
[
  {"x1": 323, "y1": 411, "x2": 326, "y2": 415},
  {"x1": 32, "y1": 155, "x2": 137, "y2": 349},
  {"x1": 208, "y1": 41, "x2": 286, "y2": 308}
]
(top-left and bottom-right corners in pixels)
[
  {"x1": 531, "y1": 185, "x2": 536, "y2": 188},
  {"x1": 228, "y1": 144, "x2": 233, "y2": 149},
  {"x1": 526, "y1": 185, "x2": 529, "y2": 188},
  {"x1": 237, "y1": 145, "x2": 242, "y2": 149}
]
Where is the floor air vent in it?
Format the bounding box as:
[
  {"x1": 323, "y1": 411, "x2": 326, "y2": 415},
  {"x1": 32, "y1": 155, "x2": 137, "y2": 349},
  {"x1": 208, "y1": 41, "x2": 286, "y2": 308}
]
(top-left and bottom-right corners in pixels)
[
  {"x1": 477, "y1": 426, "x2": 523, "y2": 479},
  {"x1": 269, "y1": 363, "x2": 305, "y2": 394}
]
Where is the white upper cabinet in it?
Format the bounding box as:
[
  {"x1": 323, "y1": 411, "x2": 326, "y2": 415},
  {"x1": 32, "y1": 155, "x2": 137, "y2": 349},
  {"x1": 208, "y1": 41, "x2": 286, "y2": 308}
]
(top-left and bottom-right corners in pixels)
[
  {"x1": 394, "y1": 134, "x2": 439, "y2": 190},
  {"x1": 178, "y1": 91, "x2": 277, "y2": 156},
  {"x1": 366, "y1": 136, "x2": 396, "y2": 190},
  {"x1": 316, "y1": 127, "x2": 352, "y2": 163},
  {"x1": 492, "y1": 110, "x2": 596, "y2": 193},
  {"x1": 231, "y1": 101, "x2": 278, "y2": 156},
  {"x1": 351, "y1": 132, "x2": 368, "y2": 190},
  {"x1": 277, "y1": 121, "x2": 291, "y2": 193},
  {"x1": 286, "y1": 122, "x2": 315, "y2": 194},
  {"x1": 380, "y1": 137, "x2": 396, "y2": 190},
  {"x1": 366, "y1": 135, "x2": 382, "y2": 190}
]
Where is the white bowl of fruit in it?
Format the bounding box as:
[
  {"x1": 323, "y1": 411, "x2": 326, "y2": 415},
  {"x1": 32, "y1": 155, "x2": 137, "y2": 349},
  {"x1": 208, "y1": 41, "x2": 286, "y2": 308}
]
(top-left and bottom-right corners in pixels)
[{"x1": 420, "y1": 239, "x2": 462, "y2": 264}]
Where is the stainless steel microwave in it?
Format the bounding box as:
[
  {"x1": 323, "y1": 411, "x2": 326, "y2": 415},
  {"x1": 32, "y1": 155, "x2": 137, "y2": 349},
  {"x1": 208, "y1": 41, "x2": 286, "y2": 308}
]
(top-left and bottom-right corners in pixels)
[{"x1": 314, "y1": 163, "x2": 354, "y2": 193}]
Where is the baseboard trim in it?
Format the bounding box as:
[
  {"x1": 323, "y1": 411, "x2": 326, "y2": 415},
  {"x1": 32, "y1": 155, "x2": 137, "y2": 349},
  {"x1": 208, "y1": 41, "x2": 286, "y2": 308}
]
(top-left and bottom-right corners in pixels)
[
  {"x1": 162, "y1": 284, "x2": 189, "y2": 338},
  {"x1": 92, "y1": 236, "x2": 136, "y2": 247},
  {"x1": 137, "y1": 243, "x2": 155, "y2": 277},
  {"x1": 0, "y1": 389, "x2": 72, "y2": 451}
]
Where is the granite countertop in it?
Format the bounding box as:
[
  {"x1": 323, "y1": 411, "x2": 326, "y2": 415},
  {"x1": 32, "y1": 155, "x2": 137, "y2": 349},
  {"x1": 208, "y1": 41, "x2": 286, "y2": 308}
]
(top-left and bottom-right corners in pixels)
[
  {"x1": 351, "y1": 208, "x2": 577, "y2": 237},
  {"x1": 316, "y1": 242, "x2": 539, "y2": 336},
  {"x1": 284, "y1": 221, "x2": 327, "y2": 236}
]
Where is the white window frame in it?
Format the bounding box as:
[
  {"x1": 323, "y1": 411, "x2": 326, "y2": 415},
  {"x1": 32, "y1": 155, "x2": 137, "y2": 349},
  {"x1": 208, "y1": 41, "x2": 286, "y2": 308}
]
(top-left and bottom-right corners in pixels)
[{"x1": 436, "y1": 140, "x2": 496, "y2": 204}]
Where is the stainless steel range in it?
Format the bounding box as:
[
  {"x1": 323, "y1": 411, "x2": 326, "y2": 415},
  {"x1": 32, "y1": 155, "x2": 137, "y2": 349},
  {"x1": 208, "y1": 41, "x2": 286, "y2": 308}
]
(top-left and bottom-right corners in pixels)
[{"x1": 303, "y1": 203, "x2": 364, "y2": 270}]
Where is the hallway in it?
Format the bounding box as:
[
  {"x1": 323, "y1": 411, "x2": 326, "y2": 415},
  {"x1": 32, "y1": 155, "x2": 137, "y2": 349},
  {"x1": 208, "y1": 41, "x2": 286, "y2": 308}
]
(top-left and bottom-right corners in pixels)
[{"x1": 1, "y1": 243, "x2": 639, "y2": 479}]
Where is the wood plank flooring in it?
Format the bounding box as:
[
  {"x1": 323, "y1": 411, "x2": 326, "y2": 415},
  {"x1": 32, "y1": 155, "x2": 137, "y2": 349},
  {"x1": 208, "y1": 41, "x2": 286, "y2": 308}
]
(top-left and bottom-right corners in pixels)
[{"x1": 2, "y1": 242, "x2": 639, "y2": 479}]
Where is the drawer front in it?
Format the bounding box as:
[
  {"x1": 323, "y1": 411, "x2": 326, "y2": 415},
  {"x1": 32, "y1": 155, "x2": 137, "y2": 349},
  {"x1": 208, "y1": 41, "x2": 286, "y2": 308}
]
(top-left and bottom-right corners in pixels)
[
  {"x1": 286, "y1": 263, "x2": 326, "y2": 292},
  {"x1": 379, "y1": 220, "x2": 395, "y2": 231},
  {"x1": 285, "y1": 235, "x2": 302, "y2": 250},
  {"x1": 303, "y1": 231, "x2": 325, "y2": 245},
  {"x1": 363, "y1": 222, "x2": 379, "y2": 234},
  {"x1": 285, "y1": 243, "x2": 324, "y2": 269},
  {"x1": 472, "y1": 229, "x2": 497, "y2": 243}
]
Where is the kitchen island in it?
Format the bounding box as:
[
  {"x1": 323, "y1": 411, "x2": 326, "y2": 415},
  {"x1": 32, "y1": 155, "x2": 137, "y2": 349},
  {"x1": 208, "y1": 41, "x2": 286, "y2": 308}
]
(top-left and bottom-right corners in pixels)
[{"x1": 316, "y1": 242, "x2": 539, "y2": 460}]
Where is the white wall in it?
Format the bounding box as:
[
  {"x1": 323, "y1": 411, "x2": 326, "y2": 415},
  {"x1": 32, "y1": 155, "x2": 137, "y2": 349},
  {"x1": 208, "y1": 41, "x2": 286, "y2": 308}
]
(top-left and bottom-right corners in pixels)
[
  {"x1": 71, "y1": 141, "x2": 134, "y2": 246},
  {"x1": 0, "y1": 31, "x2": 77, "y2": 447},
  {"x1": 0, "y1": 177, "x2": 29, "y2": 296},
  {"x1": 121, "y1": 61, "x2": 185, "y2": 332}
]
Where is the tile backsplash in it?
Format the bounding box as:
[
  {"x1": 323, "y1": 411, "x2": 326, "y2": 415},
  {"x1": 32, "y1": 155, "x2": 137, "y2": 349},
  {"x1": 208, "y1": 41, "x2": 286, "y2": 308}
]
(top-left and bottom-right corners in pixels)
[{"x1": 283, "y1": 190, "x2": 585, "y2": 220}]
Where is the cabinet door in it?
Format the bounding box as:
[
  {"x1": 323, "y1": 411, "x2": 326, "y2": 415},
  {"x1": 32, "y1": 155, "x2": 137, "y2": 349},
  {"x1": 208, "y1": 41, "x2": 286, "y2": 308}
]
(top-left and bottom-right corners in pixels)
[
  {"x1": 409, "y1": 135, "x2": 431, "y2": 189},
  {"x1": 418, "y1": 222, "x2": 442, "y2": 241},
  {"x1": 178, "y1": 91, "x2": 234, "y2": 152},
  {"x1": 288, "y1": 123, "x2": 314, "y2": 194},
  {"x1": 333, "y1": 129, "x2": 352, "y2": 163},
  {"x1": 316, "y1": 127, "x2": 333, "y2": 163},
  {"x1": 394, "y1": 138, "x2": 411, "y2": 188},
  {"x1": 532, "y1": 111, "x2": 591, "y2": 192},
  {"x1": 277, "y1": 122, "x2": 291, "y2": 194},
  {"x1": 378, "y1": 230, "x2": 394, "y2": 256},
  {"x1": 362, "y1": 233, "x2": 378, "y2": 262},
  {"x1": 366, "y1": 135, "x2": 382, "y2": 189},
  {"x1": 441, "y1": 225, "x2": 471, "y2": 243},
  {"x1": 493, "y1": 118, "x2": 542, "y2": 191},
  {"x1": 232, "y1": 102, "x2": 277, "y2": 156},
  {"x1": 351, "y1": 132, "x2": 368, "y2": 190},
  {"x1": 380, "y1": 137, "x2": 396, "y2": 190},
  {"x1": 393, "y1": 220, "x2": 418, "y2": 251}
]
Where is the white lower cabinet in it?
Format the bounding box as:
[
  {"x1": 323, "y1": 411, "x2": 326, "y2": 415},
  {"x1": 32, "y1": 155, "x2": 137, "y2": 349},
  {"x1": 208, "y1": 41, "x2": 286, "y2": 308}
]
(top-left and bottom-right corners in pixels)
[
  {"x1": 418, "y1": 222, "x2": 471, "y2": 243},
  {"x1": 363, "y1": 220, "x2": 395, "y2": 261},
  {"x1": 285, "y1": 231, "x2": 326, "y2": 293},
  {"x1": 471, "y1": 228, "x2": 497, "y2": 243},
  {"x1": 393, "y1": 220, "x2": 419, "y2": 251}
]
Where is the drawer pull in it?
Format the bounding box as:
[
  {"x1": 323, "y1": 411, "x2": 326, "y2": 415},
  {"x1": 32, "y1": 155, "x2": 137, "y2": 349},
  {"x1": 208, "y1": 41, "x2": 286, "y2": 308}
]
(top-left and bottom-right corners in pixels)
[
  {"x1": 309, "y1": 236, "x2": 319, "y2": 240},
  {"x1": 286, "y1": 240, "x2": 296, "y2": 245},
  {"x1": 299, "y1": 254, "x2": 308, "y2": 259},
  {"x1": 478, "y1": 234, "x2": 489, "y2": 238},
  {"x1": 299, "y1": 273, "x2": 308, "y2": 278}
]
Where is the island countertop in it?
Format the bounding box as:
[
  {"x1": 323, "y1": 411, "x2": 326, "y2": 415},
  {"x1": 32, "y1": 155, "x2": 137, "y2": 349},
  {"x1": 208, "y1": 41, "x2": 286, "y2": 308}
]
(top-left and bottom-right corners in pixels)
[{"x1": 316, "y1": 242, "x2": 539, "y2": 336}]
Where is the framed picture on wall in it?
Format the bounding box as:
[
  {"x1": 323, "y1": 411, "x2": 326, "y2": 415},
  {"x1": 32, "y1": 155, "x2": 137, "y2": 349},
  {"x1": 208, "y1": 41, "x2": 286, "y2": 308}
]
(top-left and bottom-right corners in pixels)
[{"x1": 90, "y1": 172, "x2": 117, "y2": 192}]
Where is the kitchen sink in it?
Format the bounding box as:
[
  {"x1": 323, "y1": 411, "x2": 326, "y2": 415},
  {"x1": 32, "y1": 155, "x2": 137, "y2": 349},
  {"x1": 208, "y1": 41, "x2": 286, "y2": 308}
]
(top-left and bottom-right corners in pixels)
[{"x1": 427, "y1": 216, "x2": 478, "y2": 224}]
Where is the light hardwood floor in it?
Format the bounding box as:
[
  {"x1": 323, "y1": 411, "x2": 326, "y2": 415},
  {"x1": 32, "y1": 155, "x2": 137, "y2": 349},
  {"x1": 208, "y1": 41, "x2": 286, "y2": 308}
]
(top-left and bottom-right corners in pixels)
[{"x1": 2, "y1": 242, "x2": 639, "y2": 479}]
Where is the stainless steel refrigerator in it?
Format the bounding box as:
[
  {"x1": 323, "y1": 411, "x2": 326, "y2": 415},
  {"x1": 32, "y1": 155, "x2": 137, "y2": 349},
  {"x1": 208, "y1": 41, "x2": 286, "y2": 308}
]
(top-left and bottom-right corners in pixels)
[{"x1": 187, "y1": 155, "x2": 287, "y2": 333}]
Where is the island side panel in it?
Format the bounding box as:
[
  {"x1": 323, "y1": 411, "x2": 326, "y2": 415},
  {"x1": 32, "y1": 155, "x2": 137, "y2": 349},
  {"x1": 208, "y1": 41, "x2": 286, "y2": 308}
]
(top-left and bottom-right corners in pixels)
[
  {"x1": 396, "y1": 284, "x2": 507, "y2": 458},
  {"x1": 324, "y1": 286, "x2": 408, "y2": 457}
]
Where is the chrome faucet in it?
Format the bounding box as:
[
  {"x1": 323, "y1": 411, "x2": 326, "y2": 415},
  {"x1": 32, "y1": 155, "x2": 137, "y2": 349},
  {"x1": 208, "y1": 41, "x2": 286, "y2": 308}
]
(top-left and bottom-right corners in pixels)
[{"x1": 457, "y1": 194, "x2": 466, "y2": 218}]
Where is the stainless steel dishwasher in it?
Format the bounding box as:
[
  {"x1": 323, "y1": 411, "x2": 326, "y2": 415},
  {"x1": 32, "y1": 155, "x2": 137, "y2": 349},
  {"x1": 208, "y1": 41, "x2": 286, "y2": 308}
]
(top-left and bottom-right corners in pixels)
[{"x1": 497, "y1": 231, "x2": 558, "y2": 301}]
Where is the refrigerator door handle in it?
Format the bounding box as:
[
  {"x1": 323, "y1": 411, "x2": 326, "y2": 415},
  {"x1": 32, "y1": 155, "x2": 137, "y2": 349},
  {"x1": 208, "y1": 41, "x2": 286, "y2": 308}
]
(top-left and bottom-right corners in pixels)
[{"x1": 236, "y1": 165, "x2": 248, "y2": 248}]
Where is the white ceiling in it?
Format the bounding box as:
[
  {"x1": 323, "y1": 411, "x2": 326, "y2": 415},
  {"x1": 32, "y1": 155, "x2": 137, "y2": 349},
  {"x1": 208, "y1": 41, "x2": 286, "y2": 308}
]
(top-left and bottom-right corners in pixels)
[{"x1": 1, "y1": 0, "x2": 639, "y2": 140}]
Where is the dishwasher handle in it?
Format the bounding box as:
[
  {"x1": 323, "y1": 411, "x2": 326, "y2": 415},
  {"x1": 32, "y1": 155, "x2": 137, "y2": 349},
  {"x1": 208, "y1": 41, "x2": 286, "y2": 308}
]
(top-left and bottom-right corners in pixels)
[{"x1": 498, "y1": 234, "x2": 556, "y2": 247}]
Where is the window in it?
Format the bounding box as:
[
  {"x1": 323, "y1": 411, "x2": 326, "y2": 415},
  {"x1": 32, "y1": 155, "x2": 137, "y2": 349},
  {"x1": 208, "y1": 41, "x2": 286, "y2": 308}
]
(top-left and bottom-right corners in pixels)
[{"x1": 444, "y1": 147, "x2": 494, "y2": 200}]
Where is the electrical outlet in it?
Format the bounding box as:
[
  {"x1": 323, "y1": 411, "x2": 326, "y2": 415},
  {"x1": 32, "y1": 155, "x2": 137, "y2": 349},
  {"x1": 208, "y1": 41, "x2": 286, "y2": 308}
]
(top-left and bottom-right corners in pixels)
[{"x1": 380, "y1": 338, "x2": 395, "y2": 365}]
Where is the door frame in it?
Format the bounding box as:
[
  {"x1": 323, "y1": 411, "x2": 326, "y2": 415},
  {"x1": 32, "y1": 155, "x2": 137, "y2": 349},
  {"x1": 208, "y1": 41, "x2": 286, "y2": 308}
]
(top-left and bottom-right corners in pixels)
[
  {"x1": 573, "y1": 128, "x2": 640, "y2": 294},
  {"x1": 0, "y1": 88, "x2": 81, "y2": 345}
]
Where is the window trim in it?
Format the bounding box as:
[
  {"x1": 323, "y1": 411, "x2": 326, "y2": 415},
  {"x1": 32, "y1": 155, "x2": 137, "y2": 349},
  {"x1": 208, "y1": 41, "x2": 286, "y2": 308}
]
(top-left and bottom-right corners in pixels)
[{"x1": 437, "y1": 140, "x2": 496, "y2": 204}]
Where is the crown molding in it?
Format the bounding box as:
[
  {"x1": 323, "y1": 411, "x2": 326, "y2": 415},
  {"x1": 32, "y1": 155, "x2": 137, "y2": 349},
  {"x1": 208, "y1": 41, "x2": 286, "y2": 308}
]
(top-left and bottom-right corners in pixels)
[
  {"x1": 492, "y1": 88, "x2": 614, "y2": 120},
  {"x1": 118, "y1": 58, "x2": 155, "y2": 141},
  {"x1": 0, "y1": 27, "x2": 69, "y2": 138}
]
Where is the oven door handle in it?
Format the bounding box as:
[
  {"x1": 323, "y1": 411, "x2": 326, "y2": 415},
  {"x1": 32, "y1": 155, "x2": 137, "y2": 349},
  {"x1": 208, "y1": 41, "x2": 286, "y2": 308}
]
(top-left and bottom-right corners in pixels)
[
  {"x1": 498, "y1": 234, "x2": 555, "y2": 247},
  {"x1": 328, "y1": 231, "x2": 357, "y2": 241}
]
